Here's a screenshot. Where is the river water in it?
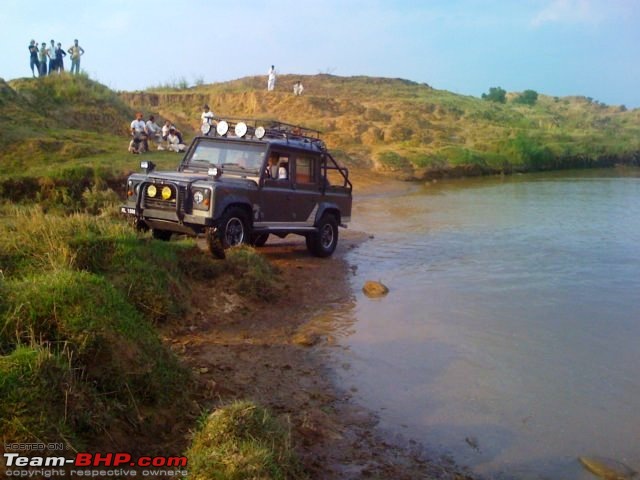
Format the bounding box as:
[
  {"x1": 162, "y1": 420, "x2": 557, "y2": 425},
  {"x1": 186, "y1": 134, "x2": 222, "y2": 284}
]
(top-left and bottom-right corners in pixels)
[{"x1": 332, "y1": 168, "x2": 640, "y2": 479}]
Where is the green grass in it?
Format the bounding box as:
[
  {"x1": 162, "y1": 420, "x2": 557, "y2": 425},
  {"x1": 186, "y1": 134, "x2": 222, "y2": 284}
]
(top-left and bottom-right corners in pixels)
[
  {"x1": 225, "y1": 245, "x2": 280, "y2": 300},
  {"x1": 186, "y1": 400, "x2": 305, "y2": 480},
  {"x1": 0, "y1": 203, "x2": 286, "y2": 458}
]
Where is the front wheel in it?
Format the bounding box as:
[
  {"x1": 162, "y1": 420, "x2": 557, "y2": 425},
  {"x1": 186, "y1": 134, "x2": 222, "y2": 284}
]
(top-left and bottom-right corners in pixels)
[
  {"x1": 307, "y1": 214, "x2": 338, "y2": 257},
  {"x1": 207, "y1": 207, "x2": 250, "y2": 258}
]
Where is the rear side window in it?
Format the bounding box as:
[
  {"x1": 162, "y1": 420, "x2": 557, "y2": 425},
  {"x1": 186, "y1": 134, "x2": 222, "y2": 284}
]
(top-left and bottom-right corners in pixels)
[{"x1": 296, "y1": 155, "x2": 317, "y2": 184}]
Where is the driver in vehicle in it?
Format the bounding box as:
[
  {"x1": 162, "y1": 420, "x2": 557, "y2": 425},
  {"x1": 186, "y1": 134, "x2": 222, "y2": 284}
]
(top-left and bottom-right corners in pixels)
[{"x1": 267, "y1": 155, "x2": 288, "y2": 179}]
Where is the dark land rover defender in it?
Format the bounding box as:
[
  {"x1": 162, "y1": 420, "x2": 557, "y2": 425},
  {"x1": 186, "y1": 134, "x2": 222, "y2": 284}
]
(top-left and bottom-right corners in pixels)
[{"x1": 120, "y1": 118, "x2": 352, "y2": 258}]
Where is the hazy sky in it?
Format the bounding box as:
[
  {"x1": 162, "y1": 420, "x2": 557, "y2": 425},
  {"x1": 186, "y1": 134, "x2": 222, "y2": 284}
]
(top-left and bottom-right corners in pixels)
[{"x1": 2, "y1": 0, "x2": 639, "y2": 106}]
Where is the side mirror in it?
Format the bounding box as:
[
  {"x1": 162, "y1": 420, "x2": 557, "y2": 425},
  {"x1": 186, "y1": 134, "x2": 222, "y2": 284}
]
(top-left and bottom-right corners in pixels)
[
  {"x1": 208, "y1": 166, "x2": 222, "y2": 180},
  {"x1": 140, "y1": 160, "x2": 156, "y2": 173}
]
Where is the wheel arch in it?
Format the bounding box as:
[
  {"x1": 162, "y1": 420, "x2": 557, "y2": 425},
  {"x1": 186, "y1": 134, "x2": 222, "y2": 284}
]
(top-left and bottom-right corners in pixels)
[{"x1": 315, "y1": 203, "x2": 341, "y2": 226}]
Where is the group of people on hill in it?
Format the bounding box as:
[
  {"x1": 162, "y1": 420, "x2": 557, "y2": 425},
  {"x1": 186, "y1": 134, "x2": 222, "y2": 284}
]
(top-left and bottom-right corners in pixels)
[
  {"x1": 28, "y1": 39, "x2": 84, "y2": 77},
  {"x1": 266, "y1": 65, "x2": 304, "y2": 95},
  {"x1": 128, "y1": 65, "x2": 306, "y2": 153},
  {"x1": 129, "y1": 113, "x2": 185, "y2": 154}
]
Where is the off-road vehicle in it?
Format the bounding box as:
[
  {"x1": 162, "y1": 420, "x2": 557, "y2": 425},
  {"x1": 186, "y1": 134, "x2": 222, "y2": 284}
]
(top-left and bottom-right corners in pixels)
[{"x1": 120, "y1": 118, "x2": 352, "y2": 258}]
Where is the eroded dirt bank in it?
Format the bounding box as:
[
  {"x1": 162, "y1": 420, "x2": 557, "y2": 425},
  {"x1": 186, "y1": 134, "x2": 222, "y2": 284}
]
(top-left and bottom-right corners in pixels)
[{"x1": 164, "y1": 219, "x2": 473, "y2": 479}]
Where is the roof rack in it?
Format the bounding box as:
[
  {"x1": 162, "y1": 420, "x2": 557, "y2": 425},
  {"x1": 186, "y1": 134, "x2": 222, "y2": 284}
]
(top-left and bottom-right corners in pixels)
[{"x1": 203, "y1": 116, "x2": 326, "y2": 150}]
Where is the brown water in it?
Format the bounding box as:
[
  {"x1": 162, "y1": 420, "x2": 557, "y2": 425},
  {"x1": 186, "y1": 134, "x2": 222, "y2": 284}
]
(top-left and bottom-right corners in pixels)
[{"x1": 331, "y1": 169, "x2": 640, "y2": 479}]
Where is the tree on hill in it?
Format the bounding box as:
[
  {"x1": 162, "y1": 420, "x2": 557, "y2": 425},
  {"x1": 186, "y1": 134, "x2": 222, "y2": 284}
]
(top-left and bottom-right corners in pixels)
[
  {"x1": 481, "y1": 87, "x2": 507, "y2": 103},
  {"x1": 514, "y1": 89, "x2": 539, "y2": 106}
]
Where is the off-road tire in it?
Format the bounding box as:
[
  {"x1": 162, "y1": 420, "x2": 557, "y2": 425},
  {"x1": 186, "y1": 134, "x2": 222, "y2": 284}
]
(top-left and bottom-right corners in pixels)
[
  {"x1": 152, "y1": 229, "x2": 172, "y2": 241},
  {"x1": 307, "y1": 214, "x2": 338, "y2": 257},
  {"x1": 251, "y1": 233, "x2": 270, "y2": 247},
  {"x1": 207, "y1": 207, "x2": 251, "y2": 258}
]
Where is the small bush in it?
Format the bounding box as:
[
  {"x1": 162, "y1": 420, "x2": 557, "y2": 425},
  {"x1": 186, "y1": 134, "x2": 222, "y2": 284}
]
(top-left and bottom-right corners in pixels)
[
  {"x1": 482, "y1": 86, "x2": 507, "y2": 103},
  {"x1": 376, "y1": 151, "x2": 411, "y2": 170},
  {"x1": 186, "y1": 400, "x2": 304, "y2": 480},
  {"x1": 514, "y1": 89, "x2": 539, "y2": 106},
  {"x1": 225, "y1": 246, "x2": 279, "y2": 300}
]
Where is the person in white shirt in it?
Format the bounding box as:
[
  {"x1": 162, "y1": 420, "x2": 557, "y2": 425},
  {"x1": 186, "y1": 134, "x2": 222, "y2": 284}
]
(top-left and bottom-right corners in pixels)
[
  {"x1": 130, "y1": 112, "x2": 148, "y2": 153},
  {"x1": 201, "y1": 104, "x2": 214, "y2": 126},
  {"x1": 167, "y1": 128, "x2": 186, "y2": 152},
  {"x1": 267, "y1": 65, "x2": 276, "y2": 91},
  {"x1": 162, "y1": 120, "x2": 172, "y2": 140},
  {"x1": 145, "y1": 115, "x2": 164, "y2": 150}
]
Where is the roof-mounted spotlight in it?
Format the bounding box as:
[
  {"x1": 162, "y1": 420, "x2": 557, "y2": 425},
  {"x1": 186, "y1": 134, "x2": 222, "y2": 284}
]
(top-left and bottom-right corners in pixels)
[
  {"x1": 255, "y1": 126, "x2": 266, "y2": 139},
  {"x1": 216, "y1": 120, "x2": 229, "y2": 136},
  {"x1": 201, "y1": 123, "x2": 211, "y2": 135},
  {"x1": 234, "y1": 122, "x2": 248, "y2": 138}
]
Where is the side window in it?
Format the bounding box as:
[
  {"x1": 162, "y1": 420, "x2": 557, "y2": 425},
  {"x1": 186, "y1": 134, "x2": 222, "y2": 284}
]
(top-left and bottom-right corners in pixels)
[
  {"x1": 265, "y1": 152, "x2": 290, "y2": 182},
  {"x1": 295, "y1": 155, "x2": 317, "y2": 185}
]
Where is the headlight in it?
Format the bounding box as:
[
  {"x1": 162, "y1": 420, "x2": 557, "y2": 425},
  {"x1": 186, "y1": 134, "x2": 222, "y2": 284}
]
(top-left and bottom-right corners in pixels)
[
  {"x1": 147, "y1": 185, "x2": 157, "y2": 197},
  {"x1": 161, "y1": 186, "x2": 172, "y2": 200},
  {"x1": 192, "y1": 188, "x2": 211, "y2": 210}
]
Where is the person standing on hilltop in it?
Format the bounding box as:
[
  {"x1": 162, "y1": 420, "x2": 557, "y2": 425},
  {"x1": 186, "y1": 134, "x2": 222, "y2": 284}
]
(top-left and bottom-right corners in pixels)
[
  {"x1": 38, "y1": 42, "x2": 48, "y2": 77},
  {"x1": 54, "y1": 42, "x2": 66, "y2": 73},
  {"x1": 68, "y1": 39, "x2": 85, "y2": 75},
  {"x1": 28, "y1": 40, "x2": 40, "y2": 77},
  {"x1": 47, "y1": 40, "x2": 57, "y2": 74},
  {"x1": 267, "y1": 65, "x2": 276, "y2": 91}
]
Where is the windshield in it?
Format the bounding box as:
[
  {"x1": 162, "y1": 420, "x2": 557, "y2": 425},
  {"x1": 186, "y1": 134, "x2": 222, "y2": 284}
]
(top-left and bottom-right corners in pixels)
[{"x1": 185, "y1": 140, "x2": 266, "y2": 173}]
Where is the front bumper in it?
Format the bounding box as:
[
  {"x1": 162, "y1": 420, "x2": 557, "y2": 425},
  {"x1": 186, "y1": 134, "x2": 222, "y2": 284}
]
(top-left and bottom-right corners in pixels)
[{"x1": 120, "y1": 204, "x2": 215, "y2": 235}]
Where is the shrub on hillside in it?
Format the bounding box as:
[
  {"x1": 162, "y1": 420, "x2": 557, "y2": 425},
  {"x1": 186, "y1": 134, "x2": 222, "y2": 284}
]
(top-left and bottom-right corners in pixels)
[
  {"x1": 482, "y1": 87, "x2": 507, "y2": 103},
  {"x1": 376, "y1": 151, "x2": 411, "y2": 171},
  {"x1": 514, "y1": 90, "x2": 539, "y2": 106}
]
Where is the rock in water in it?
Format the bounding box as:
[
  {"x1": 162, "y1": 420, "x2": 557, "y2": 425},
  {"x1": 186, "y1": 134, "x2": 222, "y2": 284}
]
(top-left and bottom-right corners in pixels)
[
  {"x1": 362, "y1": 280, "x2": 389, "y2": 298},
  {"x1": 578, "y1": 456, "x2": 638, "y2": 480}
]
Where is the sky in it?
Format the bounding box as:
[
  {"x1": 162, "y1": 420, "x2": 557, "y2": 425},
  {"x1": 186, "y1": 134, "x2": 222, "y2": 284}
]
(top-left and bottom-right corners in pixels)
[{"x1": 2, "y1": 0, "x2": 639, "y2": 107}]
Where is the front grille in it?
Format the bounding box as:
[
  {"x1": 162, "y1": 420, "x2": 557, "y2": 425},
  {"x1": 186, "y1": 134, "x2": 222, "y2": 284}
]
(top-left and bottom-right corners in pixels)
[{"x1": 143, "y1": 183, "x2": 179, "y2": 211}]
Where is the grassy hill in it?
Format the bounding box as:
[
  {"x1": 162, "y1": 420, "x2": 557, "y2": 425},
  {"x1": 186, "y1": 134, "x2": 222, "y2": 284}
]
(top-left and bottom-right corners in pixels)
[
  {"x1": 122, "y1": 74, "x2": 640, "y2": 179},
  {"x1": 1, "y1": 73, "x2": 639, "y2": 187}
]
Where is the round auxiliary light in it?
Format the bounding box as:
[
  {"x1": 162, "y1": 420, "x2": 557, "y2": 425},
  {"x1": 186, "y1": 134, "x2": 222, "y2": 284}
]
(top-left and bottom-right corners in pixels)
[
  {"x1": 201, "y1": 123, "x2": 211, "y2": 135},
  {"x1": 147, "y1": 185, "x2": 157, "y2": 198},
  {"x1": 161, "y1": 186, "x2": 172, "y2": 200},
  {"x1": 234, "y1": 122, "x2": 248, "y2": 138},
  {"x1": 193, "y1": 191, "x2": 204, "y2": 204},
  {"x1": 216, "y1": 120, "x2": 229, "y2": 136},
  {"x1": 255, "y1": 126, "x2": 266, "y2": 139}
]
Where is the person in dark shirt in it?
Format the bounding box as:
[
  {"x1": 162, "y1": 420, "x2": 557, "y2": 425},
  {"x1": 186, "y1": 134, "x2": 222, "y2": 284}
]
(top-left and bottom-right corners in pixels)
[
  {"x1": 54, "y1": 42, "x2": 66, "y2": 73},
  {"x1": 28, "y1": 40, "x2": 40, "y2": 78}
]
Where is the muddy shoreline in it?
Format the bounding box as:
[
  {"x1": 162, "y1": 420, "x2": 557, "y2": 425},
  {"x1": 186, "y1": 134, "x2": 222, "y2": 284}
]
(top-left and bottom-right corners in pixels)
[{"x1": 164, "y1": 170, "x2": 474, "y2": 479}]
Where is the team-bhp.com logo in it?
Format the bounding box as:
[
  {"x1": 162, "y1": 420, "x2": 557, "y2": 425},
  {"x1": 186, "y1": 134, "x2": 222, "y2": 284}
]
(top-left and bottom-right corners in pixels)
[{"x1": 3, "y1": 452, "x2": 188, "y2": 477}]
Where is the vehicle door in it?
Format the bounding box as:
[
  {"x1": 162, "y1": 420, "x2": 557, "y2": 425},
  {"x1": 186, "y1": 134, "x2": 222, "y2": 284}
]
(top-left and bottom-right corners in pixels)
[
  {"x1": 258, "y1": 149, "x2": 294, "y2": 224},
  {"x1": 290, "y1": 152, "x2": 321, "y2": 226}
]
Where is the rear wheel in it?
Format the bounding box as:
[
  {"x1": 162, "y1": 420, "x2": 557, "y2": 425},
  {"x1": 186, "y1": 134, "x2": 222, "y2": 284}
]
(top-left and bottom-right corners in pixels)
[
  {"x1": 207, "y1": 207, "x2": 250, "y2": 258},
  {"x1": 307, "y1": 214, "x2": 338, "y2": 257}
]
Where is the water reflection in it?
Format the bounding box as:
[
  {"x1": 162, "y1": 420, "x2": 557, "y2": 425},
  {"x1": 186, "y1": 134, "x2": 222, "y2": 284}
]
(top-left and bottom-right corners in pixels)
[{"x1": 335, "y1": 169, "x2": 640, "y2": 479}]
